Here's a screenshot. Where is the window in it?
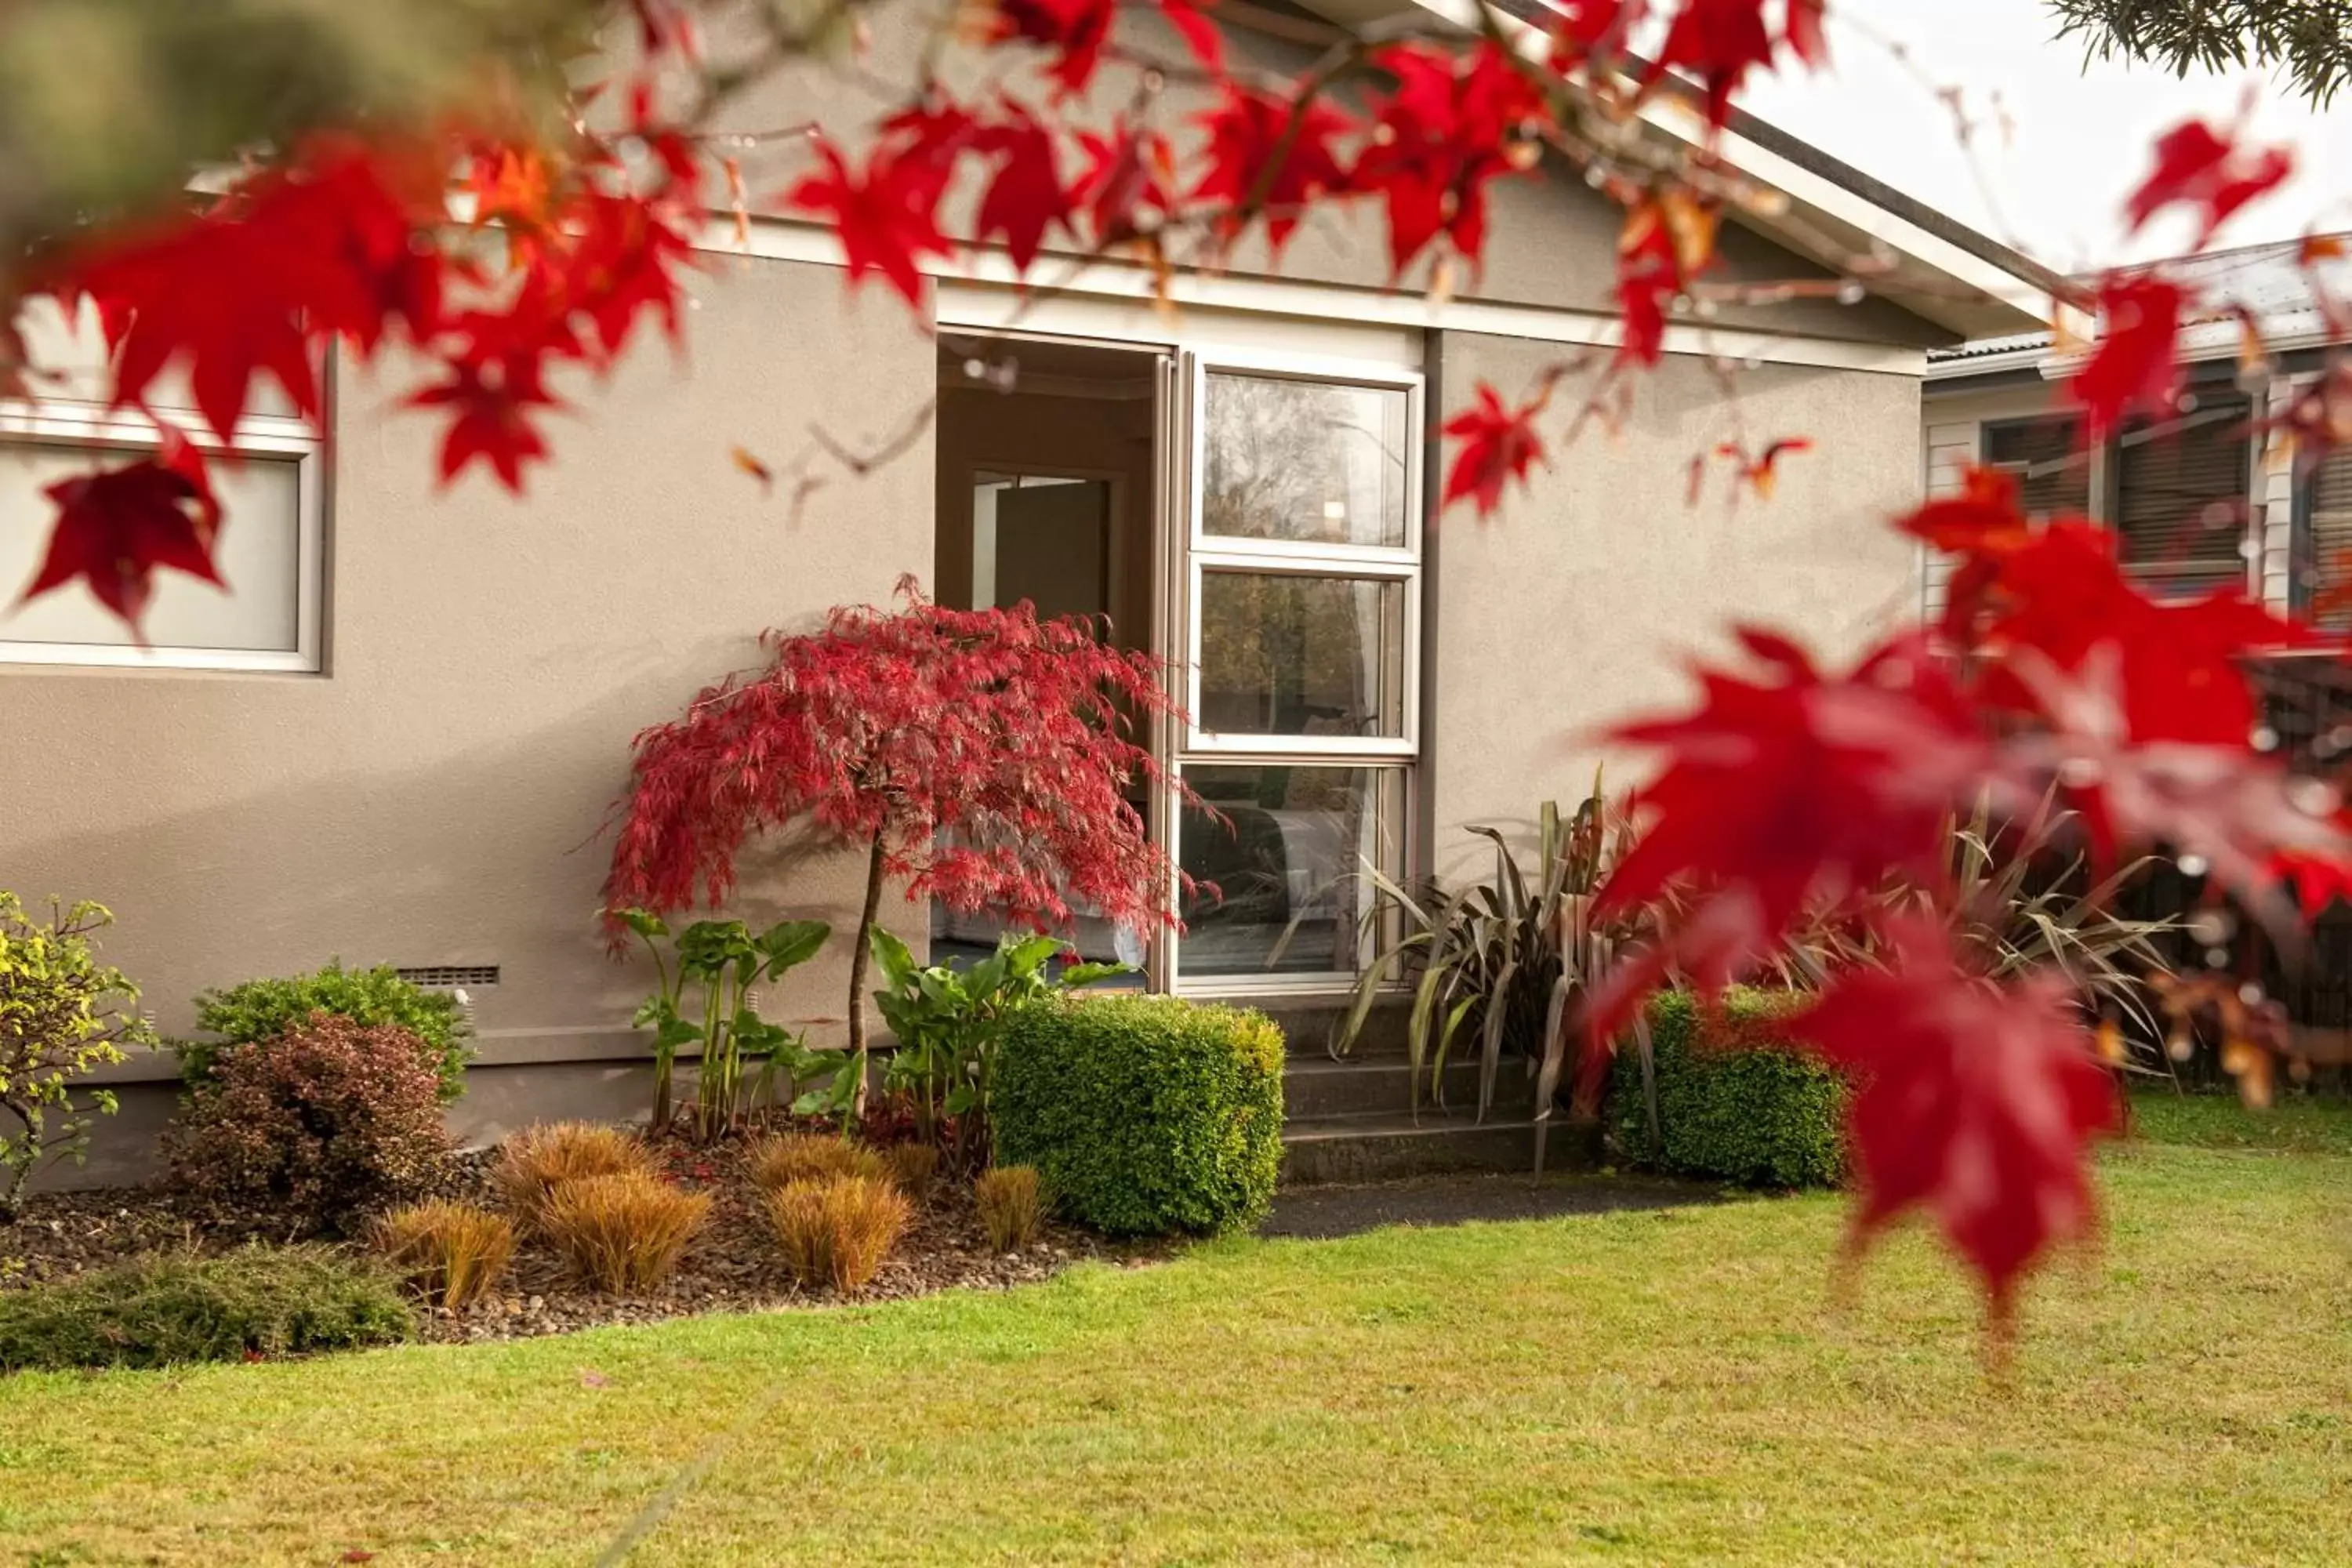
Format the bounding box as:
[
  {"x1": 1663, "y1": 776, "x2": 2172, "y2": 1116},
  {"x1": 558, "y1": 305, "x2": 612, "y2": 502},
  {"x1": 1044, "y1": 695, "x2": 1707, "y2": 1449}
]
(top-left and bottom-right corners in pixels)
[
  {"x1": 1176, "y1": 355, "x2": 1420, "y2": 986},
  {"x1": 2299, "y1": 441, "x2": 2352, "y2": 630},
  {"x1": 0, "y1": 300, "x2": 322, "y2": 673},
  {"x1": 1982, "y1": 415, "x2": 2090, "y2": 519},
  {"x1": 2111, "y1": 392, "x2": 2253, "y2": 597}
]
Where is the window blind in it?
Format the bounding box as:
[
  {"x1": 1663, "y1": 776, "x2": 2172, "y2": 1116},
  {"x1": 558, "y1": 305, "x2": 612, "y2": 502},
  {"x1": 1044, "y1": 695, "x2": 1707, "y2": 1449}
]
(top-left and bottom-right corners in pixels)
[{"x1": 2114, "y1": 395, "x2": 2252, "y2": 597}]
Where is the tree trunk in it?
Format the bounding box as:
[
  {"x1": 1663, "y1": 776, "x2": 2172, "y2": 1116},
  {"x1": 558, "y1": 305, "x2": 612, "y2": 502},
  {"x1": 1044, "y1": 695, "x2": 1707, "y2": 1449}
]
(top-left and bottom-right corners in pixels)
[{"x1": 846, "y1": 829, "x2": 887, "y2": 1119}]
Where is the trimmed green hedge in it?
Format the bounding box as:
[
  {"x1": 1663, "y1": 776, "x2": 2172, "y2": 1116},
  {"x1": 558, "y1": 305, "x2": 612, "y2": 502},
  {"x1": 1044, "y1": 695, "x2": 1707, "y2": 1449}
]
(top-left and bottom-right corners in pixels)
[
  {"x1": 1609, "y1": 989, "x2": 1846, "y2": 1189},
  {"x1": 0, "y1": 1246, "x2": 414, "y2": 1371},
  {"x1": 996, "y1": 995, "x2": 1284, "y2": 1236}
]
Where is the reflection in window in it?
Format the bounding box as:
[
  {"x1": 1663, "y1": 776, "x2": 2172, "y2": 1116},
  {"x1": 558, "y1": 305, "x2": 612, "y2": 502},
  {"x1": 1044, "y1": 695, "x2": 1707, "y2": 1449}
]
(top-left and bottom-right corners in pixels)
[
  {"x1": 1197, "y1": 573, "x2": 1404, "y2": 739},
  {"x1": 2114, "y1": 393, "x2": 2252, "y2": 597},
  {"x1": 1200, "y1": 373, "x2": 1409, "y2": 548},
  {"x1": 1982, "y1": 416, "x2": 2089, "y2": 520},
  {"x1": 1178, "y1": 764, "x2": 1401, "y2": 975},
  {"x1": 0, "y1": 440, "x2": 303, "y2": 655}
]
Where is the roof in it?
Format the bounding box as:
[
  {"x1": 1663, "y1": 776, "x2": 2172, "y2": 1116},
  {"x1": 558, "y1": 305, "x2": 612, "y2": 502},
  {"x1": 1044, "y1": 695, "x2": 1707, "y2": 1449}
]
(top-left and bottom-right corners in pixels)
[
  {"x1": 1931, "y1": 234, "x2": 2352, "y2": 376},
  {"x1": 1294, "y1": 0, "x2": 2065, "y2": 339}
]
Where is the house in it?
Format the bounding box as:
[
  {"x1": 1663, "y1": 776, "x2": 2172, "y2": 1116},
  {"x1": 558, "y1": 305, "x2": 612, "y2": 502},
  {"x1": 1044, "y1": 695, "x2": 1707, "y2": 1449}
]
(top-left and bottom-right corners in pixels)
[
  {"x1": 1922, "y1": 234, "x2": 2352, "y2": 1031},
  {"x1": 0, "y1": 2, "x2": 2064, "y2": 1183}
]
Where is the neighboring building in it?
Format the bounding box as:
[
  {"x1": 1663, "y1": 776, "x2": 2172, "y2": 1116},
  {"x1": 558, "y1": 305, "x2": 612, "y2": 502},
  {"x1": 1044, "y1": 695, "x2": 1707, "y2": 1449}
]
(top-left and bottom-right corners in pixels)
[
  {"x1": 1922, "y1": 235, "x2": 2352, "y2": 1033},
  {"x1": 0, "y1": 2, "x2": 2063, "y2": 1181},
  {"x1": 1922, "y1": 237, "x2": 2352, "y2": 646}
]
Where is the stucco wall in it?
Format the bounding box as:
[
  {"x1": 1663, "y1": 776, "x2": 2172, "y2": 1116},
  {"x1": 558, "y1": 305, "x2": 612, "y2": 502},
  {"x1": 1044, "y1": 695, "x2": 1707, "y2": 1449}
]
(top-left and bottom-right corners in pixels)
[
  {"x1": 0, "y1": 256, "x2": 935, "y2": 1178},
  {"x1": 685, "y1": 0, "x2": 1951, "y2": 350},
  {"x1": 1425, "y1": 331, "x2": 1924, "y2": 880}
]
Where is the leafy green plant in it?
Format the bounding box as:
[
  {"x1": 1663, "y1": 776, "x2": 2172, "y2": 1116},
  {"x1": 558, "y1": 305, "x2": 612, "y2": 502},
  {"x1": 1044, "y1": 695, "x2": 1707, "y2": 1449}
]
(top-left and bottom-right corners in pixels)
[
  {"x1": 996, "y1": 995, "x2": 1283, "y2": 1237},
  {"x1": 1334, "y1": 782, "x2": 1632, "y2": 1140},
  {"x1": 1610, "y1": 990, "x2": 1847, "y2": 1188},
  {"x1": 612, "y1": 909, "x2": 831, "y2": 1139},
  {"x1": 0, "y1": 1245, "x2": 413, "y2": 1371},
  {"x1": 1776, "y1": 794, "x2": 2175, "y2": 1035},
  {"x1": 183, "y1": 960, "x2": 469, "y2": 1101},
  {"x1": 0, "y1": 894, "x2": 155, "y2": 1218},
  {"x1": 871, "y1": 927, "x2": 1128, "y2": 1171}
]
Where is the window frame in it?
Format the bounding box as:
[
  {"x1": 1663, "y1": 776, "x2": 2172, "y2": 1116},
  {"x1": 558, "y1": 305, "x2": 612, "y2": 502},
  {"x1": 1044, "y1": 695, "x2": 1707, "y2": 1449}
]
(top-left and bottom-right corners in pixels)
[
  {"x1": 0, "y1": 400, "x2": 325, "y2": 673},
  {"x1": 1171, "y1": 345, "x2": 1425, "y2": 996}
]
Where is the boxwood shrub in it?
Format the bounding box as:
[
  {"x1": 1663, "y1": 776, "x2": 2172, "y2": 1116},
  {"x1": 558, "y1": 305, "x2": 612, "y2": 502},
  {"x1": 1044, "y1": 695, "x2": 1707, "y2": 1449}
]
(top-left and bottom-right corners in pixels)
[
  {"x1": 1609, "y1": 989, "x2": 1846, "y2": 1189},
  {"x1": 996, "y1": 995, "x2": 1284, "y2": 1236},
  {"x1": 0, "y1": 1246, "x2": 414, "y2": 1372}
]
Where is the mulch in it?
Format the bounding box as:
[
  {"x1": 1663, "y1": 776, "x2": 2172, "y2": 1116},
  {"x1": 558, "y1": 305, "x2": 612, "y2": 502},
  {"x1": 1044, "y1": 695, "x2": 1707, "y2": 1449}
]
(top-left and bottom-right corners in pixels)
[
  {"x1": 0, "y1": 1134, "x2": 1169, "y2": 1347},
  {"x1": 0, "y1": 1142, "x2": 1722, "y2": 1348}
]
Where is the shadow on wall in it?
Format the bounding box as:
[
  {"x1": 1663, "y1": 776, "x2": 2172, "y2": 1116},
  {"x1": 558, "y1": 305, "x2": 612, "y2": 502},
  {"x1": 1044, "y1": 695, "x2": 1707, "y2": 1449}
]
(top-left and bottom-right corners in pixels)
[{"x1": 5, "y1": 622, "x2": 881, "y2": 1052}]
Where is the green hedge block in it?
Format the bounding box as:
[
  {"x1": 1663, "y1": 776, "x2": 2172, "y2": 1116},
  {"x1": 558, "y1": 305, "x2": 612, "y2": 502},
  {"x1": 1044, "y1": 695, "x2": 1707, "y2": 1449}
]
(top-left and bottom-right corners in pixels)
[
  {"x1": 996, "y1": 994, "x2": 1285, "y2": 1237},
  {"x1": 1609, "y1": 989, "x2": 1846, "y2": 1189}
]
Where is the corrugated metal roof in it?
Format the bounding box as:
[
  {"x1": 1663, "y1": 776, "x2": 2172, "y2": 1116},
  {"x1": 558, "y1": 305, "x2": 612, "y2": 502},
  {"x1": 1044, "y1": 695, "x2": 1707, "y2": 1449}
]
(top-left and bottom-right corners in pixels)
[{"x1": 1929, "y1": 234, "x2": 2352, "y2": 366}]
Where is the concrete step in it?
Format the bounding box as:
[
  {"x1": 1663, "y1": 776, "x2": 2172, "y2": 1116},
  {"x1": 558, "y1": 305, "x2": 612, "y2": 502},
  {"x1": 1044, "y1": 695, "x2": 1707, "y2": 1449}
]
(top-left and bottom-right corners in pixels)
[
  {"x1": 1258, "y1": 999, "x2": 1414, "y2": 1059},
  {"x1": 1279, "y1": 1110, "x2": 1598, "y2": 1186},
  {"x1": 1283, "y1": 1054, "x2": 1537, "y2": 1120}
]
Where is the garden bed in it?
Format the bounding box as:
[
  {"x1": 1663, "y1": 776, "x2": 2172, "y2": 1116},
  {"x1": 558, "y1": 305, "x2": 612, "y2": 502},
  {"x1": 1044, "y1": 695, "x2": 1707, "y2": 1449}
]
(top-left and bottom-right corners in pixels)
[{"x1": 0, "y1": 1134, "x2": 1167, "y2": 1347}]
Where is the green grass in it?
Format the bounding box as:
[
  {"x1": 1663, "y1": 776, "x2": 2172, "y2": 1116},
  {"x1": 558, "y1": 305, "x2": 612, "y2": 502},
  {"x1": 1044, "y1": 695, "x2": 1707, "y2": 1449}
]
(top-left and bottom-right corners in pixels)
[{"x1": 2, "y1": 1103, "x2": 2350, "y2": 1565}]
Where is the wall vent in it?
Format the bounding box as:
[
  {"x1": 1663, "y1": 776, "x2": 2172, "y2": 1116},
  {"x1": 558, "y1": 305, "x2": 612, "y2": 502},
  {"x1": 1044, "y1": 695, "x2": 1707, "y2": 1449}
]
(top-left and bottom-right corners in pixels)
[{"x1": 394, "y1": 964, "x2": 500, "y2": 989}]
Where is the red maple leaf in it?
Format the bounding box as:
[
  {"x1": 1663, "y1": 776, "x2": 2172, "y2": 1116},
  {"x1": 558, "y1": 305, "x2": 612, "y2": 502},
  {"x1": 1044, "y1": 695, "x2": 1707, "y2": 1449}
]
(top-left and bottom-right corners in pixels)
[
  {"x1": 1441, "y1": 378, "x2": 1553, "y2": 517},
  {"x1": 1551, "y1": 0, "x2": 1638, "y2": 66},
  {"x1": 974, "y1": 109, "x2": 1072, "y2": 272},
  {"x1": 1788, "y1": 916, "x2": 2118, "y2": 1325},
  {"x1": 53, "y1": 134, "x2": 445, "y2": 442},
  {"x1": 22, "y1": 426, "x2": 223, "y2": 633},
  {"x1": 1580, "y1": 630, "x2": 2002, "y2": 1059},
  {"x1": 1895, "y1": 463, "x2": 2037, "y2": 556},
  {"x1": 556, "y1": 190, "x2": 702, "y2": 361},
  {"x1": 1930, "y1": 514, "x2": 2309, "y2": 746},
  {"x1": 1192, "y1": 84, "x2": 1356, "y2": 256},
  {"x1": 985, "y1": 0, "x2": 1221, "y2": 96},
  {"x1": 1356, "y1": 42, "x2": 1552, "y2": 277},
  {"x1": 2269, "y1": 840, "x2": 2352, "y2": 918},
  {"x1": 1616, "y1": 189, "x2": 1718, "y2": 366},
  {"x1": 2125, "y1": 118, "x2": 2294, "y2": 250},
  {"x1": 1652, "y1": 0, "x2": 1828, "y2": 127},
  {"x1": 408, "y1": 315, "x2": 568, "y2": 492},
  {"x1": 786, "y1": 139, "x2": 957, "y2": 305},
  {"x1": 1073, "y1": 125, "x2": 1179, "y2": 250},
  {"x1": 1711, "y1": 436, "x2": 1813, "y2": 499},
  {"x1": 2069, "y1": 272, "x2": 2188, "y2": 440}
]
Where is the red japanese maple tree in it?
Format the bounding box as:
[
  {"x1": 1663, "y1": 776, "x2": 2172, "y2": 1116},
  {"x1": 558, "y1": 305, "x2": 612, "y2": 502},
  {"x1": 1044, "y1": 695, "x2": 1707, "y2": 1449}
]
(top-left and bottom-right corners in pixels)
[
  {"x1": 5, "y1": 0, "x2": 2350, "y2": 1338},
  {"x1": 601, "y1": 582, "x2": 1181, "y2": 1087}
]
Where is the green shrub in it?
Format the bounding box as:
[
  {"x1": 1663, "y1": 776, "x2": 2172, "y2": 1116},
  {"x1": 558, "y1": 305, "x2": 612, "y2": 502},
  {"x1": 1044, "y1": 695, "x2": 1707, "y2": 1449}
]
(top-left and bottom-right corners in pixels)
[
  {"x1": 0, "y1": 893, "x2": 157, "y2": 1218},
  {"x1": 996, "y1": 995, "x2": 1283, "y2": 1237},
  {"x1": 0, "y1": 1246, "x2": 413, "y2": 1371},
  {"x1": 1609, "y1": 989, "x2": 1847, "y2": 1189},
  {"x1": 182, "y1": 961, "x2": 470, "y2": 1101}
]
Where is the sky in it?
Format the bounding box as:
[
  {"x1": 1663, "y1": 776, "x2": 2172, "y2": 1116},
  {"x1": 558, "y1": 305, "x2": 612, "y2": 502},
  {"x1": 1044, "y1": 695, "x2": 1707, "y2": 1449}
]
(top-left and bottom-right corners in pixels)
[{"x1": 1734, "y1": 0, "x2": 2352, "y2": 272}]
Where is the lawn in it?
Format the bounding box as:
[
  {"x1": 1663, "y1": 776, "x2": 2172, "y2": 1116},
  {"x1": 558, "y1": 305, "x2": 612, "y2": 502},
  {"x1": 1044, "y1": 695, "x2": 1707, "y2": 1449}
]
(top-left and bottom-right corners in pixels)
[{"x1": 3, "y1": 1100, "x2": 2350, "y2": 1566}]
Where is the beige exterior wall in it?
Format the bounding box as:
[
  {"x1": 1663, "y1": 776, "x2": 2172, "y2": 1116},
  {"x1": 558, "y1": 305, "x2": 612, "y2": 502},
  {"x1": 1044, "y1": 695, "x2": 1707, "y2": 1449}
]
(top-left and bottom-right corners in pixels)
[
  {"x1": 0, "y1": 256, "x2": 935, "y2": 1175},
  {"x1": 692, "y1": 2, "x2": 1953, "y2": 350},
  {"x1": 1427, "y1": 332, "x2": 1926, "y2": 880}
]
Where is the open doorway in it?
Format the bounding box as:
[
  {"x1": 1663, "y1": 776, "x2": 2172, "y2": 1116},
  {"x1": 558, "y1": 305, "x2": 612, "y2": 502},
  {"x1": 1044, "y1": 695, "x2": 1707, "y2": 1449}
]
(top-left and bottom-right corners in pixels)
[{"x1": 932, "y1": 336, "x2": 1164, "y2": 972}]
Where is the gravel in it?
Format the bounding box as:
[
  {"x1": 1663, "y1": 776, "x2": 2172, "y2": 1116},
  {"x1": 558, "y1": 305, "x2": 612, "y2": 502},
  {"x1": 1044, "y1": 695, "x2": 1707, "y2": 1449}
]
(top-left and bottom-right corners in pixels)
[{"x1": 0, "y1": 1135, "x2": 1167, "y2": 1348}]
